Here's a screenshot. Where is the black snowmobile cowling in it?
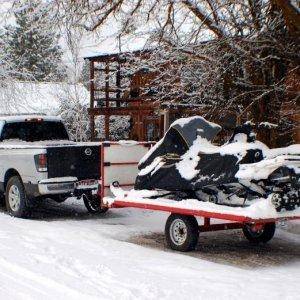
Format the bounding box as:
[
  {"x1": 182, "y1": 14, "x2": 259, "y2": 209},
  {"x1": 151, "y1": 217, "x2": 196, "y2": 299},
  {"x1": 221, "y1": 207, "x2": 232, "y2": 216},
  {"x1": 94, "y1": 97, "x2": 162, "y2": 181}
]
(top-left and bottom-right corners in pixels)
[
  {"x1": 138, "y1": 117, "x2": 222, "y2": 171},
  {"x1": 134, "y1": 116, "x2": 300, "y2": 211}
]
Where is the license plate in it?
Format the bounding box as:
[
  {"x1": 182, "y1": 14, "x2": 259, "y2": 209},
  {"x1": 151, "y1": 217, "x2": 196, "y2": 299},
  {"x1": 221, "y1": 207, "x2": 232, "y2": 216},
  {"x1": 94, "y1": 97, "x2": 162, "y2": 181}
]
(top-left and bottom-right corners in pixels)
[{"x1": 75, "y1": 179, "x2": 99, "y2": 190}]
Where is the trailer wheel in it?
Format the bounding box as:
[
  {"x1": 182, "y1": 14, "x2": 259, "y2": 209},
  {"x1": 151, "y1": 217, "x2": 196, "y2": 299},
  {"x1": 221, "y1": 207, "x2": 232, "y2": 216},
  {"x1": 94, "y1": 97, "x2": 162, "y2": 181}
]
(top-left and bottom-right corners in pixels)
[
  {"x1": 83, "y1": 194, "x2": 108, "y2": 214},
  {"x1": 5, "y1": 176, "x2": 30, "y2": 218},
  {"x1": 243, "y1": 222, "x2": 276, "y2": 244},
  {"x1": 165, "y1": 214, "x2": 199, "y2": 252}
]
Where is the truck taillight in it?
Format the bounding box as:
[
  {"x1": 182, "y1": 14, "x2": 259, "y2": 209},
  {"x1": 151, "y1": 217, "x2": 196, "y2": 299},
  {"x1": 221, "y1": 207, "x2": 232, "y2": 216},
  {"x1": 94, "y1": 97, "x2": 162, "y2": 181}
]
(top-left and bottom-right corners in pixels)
[{"x1": 34, "y1": 154, "x2": 47, "y2": 172}]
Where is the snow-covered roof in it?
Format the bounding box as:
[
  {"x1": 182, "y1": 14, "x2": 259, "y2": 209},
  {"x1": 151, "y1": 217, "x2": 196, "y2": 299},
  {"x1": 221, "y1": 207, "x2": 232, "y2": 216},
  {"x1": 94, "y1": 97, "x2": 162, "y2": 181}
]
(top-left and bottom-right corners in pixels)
[
  {"x1": 0, "y1": 81, "x2": 89, "y2": 115},
  {"x1": 84, "y1": 51, "x2": 119, "y2": 59},
  {"x1": 84, "y1": 48, "x2": 151, "y2": 60}
]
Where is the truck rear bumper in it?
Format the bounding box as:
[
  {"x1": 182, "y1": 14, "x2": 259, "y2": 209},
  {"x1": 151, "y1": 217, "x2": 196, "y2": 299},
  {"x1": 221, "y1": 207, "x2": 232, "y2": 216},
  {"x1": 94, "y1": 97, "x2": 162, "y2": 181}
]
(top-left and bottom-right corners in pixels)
[
  {"x1": 38, "y1": 177, "x2": 78, "y2": 195},
  {"x1": 38, "y1": 182, "x2": 76, "y2": 195}
]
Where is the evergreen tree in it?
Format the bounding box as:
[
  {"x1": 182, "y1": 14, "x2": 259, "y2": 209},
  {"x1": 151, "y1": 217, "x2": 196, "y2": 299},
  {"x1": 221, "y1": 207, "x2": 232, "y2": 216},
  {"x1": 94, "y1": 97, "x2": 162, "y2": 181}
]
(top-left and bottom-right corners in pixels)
[
  {"x1": 80, "y1": 60, "x2": 90, "y2": 91},
  {"x1": 4, "y1": 0, "x2": 65, "y2": 81}
]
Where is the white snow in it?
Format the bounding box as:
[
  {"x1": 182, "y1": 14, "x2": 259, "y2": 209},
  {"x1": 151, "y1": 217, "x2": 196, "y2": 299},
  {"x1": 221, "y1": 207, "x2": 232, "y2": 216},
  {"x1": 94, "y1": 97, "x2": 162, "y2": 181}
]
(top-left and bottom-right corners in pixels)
[
  {"x1": 0, "y1": 140, "x2": 101, "y2": 149},
  {"x1": 265, "y1": 144, "x2": 300, "y2": 158},
  {"x1": 106, "y1": 189, "x2": 300, "y2": 220},
  {"x1": 0, "y1": 115, "x2": 62, "y2": 122},
  {"x1": 110, "y1": 184, "x2": 160, "y2": 199},
  {"x1": 0, "y1": 199, "x2": 298, "y2": 299},
  {"x1": 115, "y1": 140, "x2": 140, "y2": 146},
  {"x1": 176, "y1": 137, "x2": 207, "y2": 180},
  {"x1": 138, "y1": 157, "x2": 164, "y2": 176},
  {"x1": 259, "y1": 122, "x2": 278, "y2": 129},
  {"x1": 175, "y1": 136, "x2": 270, "y2": 181},
  {"x1": 170, "y1": 116, "x2": 221, "y2": 130},
  {"x1": 219, "y1": 140, "x2": 268, "y2": 160},
  {"x1": 231, "y1": 133, "x2": 248, "y2": 143},
  {"x1": 39, "y1": 177, "x2": 78, "y2": 184},
  {"x1": 236, "y1": 155, "x2": 300, "y2": 180}
]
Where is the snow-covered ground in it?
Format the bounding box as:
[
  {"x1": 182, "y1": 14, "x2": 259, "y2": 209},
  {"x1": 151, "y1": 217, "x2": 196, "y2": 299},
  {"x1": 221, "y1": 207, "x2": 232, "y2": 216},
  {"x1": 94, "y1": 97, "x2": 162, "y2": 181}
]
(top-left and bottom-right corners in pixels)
[{"x1": 0, "y1": 199, "x2": 299, "y2": 300}]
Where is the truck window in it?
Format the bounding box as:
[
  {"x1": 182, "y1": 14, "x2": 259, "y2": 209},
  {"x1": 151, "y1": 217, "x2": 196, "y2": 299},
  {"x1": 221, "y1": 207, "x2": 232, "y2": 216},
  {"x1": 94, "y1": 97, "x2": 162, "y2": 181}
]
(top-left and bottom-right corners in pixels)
[{"x1": 0, "y1": 121, "x2": 70, "y2": 142}]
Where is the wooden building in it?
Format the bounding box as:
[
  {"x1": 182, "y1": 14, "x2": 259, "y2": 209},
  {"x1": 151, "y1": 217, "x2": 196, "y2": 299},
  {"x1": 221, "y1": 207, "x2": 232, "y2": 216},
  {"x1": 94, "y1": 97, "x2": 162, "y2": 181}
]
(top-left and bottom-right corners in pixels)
[{"x1": 85, "y1": 50, "x2": 238, "y2": 142}]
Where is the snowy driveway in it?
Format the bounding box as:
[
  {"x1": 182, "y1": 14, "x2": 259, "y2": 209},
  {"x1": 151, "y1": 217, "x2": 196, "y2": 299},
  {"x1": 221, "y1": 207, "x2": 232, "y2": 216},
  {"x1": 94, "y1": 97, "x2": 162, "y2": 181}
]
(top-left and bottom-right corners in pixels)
[{"x1": 0, "y1": 199, "x2": 299, "y2": 300}]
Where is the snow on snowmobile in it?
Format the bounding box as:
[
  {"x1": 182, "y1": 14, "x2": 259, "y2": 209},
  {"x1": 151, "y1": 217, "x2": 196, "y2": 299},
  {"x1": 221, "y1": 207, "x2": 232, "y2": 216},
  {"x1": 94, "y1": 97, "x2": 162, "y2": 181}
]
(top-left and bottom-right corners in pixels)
[{"x1": 134, "y1": 116, "x2": 300, "y2": 211}]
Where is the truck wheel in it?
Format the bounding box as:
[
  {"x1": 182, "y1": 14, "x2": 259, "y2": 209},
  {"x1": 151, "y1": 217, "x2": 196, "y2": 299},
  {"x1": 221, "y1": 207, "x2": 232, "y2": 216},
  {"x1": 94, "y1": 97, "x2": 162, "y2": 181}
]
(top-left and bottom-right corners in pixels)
[
  {"x1": 243, "y1": 222, "x2": 276, "y2": 244},
  {"x1": 5, "y1": 176, "x2": 30, "y2": 218},
  {"x1": 83, "y1": 194, "x2": 108, "y2": 214},
  {"x1": 165, "y1": 214, "x2": 199, "y2": 252}
]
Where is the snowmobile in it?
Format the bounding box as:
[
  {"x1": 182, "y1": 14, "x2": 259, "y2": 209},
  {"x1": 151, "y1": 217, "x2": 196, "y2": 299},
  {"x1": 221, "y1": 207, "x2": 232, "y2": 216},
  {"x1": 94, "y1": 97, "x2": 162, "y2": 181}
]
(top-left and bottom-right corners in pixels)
[{"x1": 134, "y1": 116, "x2": 300, "y2": 211}]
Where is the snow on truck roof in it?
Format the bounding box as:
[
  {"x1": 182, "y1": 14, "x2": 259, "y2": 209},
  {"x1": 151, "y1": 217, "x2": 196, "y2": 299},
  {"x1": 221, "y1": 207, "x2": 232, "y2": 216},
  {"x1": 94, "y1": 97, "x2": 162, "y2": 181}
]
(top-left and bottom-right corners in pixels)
[{"x1": 0, "y1": 115, "x2": 62, "y2": 122}]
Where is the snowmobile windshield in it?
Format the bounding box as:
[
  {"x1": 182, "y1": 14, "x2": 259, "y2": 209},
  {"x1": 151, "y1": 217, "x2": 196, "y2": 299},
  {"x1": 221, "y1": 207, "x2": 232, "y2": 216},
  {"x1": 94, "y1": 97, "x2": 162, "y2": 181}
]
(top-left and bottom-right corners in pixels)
[{"x1": 171, "y1": 117, "x2": 222, "y2": 147}]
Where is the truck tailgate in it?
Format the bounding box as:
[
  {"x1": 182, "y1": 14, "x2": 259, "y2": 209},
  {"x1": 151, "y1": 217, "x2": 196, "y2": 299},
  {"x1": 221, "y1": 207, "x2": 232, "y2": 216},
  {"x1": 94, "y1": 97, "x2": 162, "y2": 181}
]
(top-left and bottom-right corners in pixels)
[{"x1": 47, "y1": 145, "x2": 100, "y2": 180}]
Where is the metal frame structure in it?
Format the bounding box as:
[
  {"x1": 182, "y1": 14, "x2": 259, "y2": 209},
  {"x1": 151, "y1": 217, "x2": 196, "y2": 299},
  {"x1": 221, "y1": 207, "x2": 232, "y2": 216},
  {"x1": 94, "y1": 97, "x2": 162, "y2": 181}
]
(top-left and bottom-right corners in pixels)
[{"x1": 85, "y1": 51, "x2": 163, "y2": 141}]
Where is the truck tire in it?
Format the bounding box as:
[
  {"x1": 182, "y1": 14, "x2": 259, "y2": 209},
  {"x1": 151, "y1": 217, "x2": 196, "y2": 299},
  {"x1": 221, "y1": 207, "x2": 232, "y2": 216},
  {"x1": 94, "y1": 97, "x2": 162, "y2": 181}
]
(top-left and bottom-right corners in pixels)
[
  {"x1": 165, "y1": 214, "x2": 199, "y2": 252},
  {"x1": 243, "y1": 222, "x2": 276, "y2": 244},
  {"x1": 83, "y1": 194, "x2": 108, "y2": 214},
  {"x1": 0, "y1": 193, "x2": 5, "y2": 206},
  {"x1": 5, "y1": 176, "x2": 30, "y2": 218}
]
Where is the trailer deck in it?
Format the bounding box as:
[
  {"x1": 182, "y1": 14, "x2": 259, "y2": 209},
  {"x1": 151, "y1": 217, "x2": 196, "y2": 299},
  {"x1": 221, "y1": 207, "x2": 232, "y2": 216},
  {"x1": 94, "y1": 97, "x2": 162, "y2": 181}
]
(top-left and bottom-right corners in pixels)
[{"x1": 103, "y1": 195, "x2": 300, "y2": 251}]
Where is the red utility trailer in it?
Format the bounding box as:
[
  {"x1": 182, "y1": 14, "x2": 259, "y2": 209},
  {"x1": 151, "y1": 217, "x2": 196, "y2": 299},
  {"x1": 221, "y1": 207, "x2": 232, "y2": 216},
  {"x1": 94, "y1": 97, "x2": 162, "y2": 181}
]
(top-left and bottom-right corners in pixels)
[
  {"x1": 96, "y1": 141, "x2": 300, "y2": 252},
  {"x1": 104, "y1": 197, "x2": 300, "y2": 252}
]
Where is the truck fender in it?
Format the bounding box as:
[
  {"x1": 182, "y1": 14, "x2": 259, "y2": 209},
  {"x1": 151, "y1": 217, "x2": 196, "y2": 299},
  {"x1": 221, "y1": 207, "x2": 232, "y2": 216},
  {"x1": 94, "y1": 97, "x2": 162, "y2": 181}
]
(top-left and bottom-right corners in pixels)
[{"x1": 4, "y1": 169, "x2": 22, "y2": 191}]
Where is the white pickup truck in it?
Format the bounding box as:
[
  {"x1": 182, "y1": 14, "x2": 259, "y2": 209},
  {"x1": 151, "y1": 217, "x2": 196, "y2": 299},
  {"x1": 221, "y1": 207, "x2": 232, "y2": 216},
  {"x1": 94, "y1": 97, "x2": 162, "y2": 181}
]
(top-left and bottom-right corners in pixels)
[{"x1": 0, "y1": 114, "x2": 105, "y2": 217}]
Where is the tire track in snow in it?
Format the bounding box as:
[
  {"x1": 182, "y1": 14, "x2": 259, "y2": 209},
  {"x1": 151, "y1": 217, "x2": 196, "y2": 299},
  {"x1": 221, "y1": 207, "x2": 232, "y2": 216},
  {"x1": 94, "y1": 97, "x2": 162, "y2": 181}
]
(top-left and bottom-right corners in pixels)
[
  {"x1": 0, "y1": 269, "x2": 50, "y2": 298},
  {"x1": 0, "y1": 257, "x2": 97, "y2": 299}
]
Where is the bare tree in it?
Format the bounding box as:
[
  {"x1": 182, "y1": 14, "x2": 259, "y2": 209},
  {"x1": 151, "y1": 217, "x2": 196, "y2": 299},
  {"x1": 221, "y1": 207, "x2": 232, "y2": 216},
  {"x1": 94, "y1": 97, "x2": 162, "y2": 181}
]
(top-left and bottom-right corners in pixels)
[{"x1": 5, "y1": 0, "x2": 300, "y2": 145}]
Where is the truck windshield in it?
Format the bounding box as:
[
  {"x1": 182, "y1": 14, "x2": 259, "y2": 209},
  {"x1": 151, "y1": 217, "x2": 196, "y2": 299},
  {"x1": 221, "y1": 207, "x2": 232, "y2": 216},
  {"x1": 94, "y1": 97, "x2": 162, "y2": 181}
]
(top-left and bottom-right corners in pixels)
[{"x1": 0, "y1": 121, "x2": 69, "y2": 142}]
